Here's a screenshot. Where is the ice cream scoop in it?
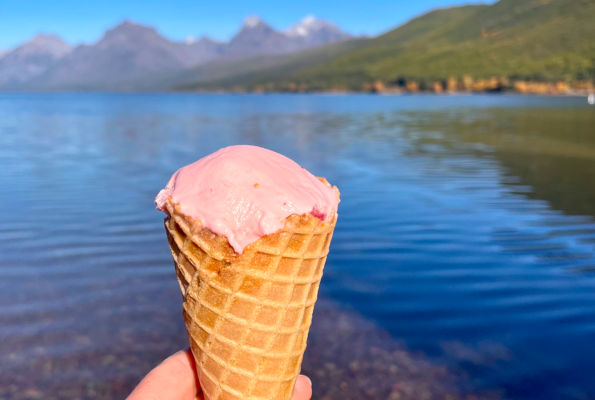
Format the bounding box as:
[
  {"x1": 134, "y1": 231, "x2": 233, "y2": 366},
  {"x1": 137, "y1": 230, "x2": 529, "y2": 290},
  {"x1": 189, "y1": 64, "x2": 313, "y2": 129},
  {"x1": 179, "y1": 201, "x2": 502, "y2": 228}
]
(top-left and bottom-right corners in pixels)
[{"x1": 156, "y1": 145, "x2": 339, "y2": 253}]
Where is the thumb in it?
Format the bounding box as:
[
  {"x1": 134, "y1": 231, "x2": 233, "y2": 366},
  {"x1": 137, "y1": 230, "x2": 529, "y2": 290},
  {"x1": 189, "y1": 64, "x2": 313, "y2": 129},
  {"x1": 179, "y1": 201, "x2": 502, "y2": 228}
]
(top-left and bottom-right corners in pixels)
[
  {"x1": 127, "y1": 349, "x2": 198, "y2": 400},
  {"x1": 292, "y1": 375, "x2": 312, "y2": 400}
]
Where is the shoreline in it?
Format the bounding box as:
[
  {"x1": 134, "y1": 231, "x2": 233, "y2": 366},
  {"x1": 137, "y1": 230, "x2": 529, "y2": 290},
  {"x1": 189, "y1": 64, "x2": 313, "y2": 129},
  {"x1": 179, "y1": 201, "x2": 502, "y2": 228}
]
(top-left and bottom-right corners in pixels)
[
  {"x1": 182, "y1": 89, "x2": 595, "y2": 97},
  {"x1": 0, "y1": 89, "x2": 593, "y2": 98},
  {"x1": 177, "y1": 77, "x2": 594, "y2": 97}
]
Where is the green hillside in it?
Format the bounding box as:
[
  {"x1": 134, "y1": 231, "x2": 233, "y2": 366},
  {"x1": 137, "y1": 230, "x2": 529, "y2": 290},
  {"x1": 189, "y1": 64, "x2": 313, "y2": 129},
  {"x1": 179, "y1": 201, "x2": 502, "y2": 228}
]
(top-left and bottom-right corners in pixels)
[{"x1": 179, "y1": 0, "x2": 595, "y2": 91}]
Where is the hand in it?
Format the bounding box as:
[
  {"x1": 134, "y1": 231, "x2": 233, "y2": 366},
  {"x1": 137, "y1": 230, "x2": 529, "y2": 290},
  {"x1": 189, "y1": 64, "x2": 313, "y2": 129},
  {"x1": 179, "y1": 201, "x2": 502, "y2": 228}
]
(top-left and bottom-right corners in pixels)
[{"x1": 127, "y1": 349, "x2": 312, "y2": 400}]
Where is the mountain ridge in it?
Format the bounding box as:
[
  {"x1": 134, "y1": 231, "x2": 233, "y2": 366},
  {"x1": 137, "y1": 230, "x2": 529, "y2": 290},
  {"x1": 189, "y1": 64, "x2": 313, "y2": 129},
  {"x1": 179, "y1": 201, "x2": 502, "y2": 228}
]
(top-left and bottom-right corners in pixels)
[
  {"x1": 180, "y1": 0, "x2": 595, "y2": 93},
  {"x1": 0, "y1": 34, "x2": 72, "y2": 88},
  {"x1": 2, "y1": 1, "x2": 593, "y2": 93},
  {"x1": 0, "y1": 16, "x2": 352, "y2": 90}
]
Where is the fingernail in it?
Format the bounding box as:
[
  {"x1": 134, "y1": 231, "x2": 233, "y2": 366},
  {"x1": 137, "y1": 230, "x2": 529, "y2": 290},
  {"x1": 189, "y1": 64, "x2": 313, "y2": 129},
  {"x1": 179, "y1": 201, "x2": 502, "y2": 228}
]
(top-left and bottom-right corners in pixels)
[{"x1": 304, "y1": 375, "x2": 312, "y2": 387}]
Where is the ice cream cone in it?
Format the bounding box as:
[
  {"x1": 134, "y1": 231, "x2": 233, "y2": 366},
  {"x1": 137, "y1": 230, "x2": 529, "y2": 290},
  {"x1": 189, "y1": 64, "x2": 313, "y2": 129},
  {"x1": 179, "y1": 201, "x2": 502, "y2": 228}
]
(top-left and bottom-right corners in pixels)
[{"x1": 163, "y1": 198, "x2": 337, "y2": 400}]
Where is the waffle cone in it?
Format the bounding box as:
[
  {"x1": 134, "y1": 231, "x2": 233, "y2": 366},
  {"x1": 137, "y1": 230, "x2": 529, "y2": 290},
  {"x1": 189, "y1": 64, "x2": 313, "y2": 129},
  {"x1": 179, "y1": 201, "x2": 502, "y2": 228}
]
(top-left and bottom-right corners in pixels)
[{"x1": 163, "y1": 197, "x2": 337, "y2": 400}]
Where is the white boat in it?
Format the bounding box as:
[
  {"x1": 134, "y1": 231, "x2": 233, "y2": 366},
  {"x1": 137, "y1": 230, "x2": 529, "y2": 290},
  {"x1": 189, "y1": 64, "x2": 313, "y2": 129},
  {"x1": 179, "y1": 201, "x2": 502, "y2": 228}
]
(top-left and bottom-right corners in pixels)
[{"x1": 589, "y1": 93, "x2": 595, "y2": 105}]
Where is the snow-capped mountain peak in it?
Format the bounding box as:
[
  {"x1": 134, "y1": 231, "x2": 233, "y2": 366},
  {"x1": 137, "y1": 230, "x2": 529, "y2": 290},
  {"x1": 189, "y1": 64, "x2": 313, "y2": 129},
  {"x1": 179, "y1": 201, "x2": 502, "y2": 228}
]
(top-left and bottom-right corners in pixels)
[
  {"x1": 285, "y1": 16, "x2": 352, "y2": 45},
  {"x1": 243, "y1": 15, "x2": 265, "y2": 28},
  {"x1": 286, "y1": 15, "x2": 331, "y2": 37}
]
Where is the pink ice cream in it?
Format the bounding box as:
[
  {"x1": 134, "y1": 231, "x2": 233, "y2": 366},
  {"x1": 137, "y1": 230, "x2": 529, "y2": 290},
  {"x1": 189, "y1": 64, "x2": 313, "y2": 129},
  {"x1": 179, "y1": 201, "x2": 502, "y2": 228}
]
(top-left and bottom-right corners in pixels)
[{"x1": 155, "y1": 145, "x2": 339, "y2": 253}]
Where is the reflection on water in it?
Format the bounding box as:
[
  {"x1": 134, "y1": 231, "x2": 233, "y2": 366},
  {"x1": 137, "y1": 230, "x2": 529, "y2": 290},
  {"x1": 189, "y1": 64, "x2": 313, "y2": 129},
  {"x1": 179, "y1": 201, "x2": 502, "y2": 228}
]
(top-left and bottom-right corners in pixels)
[
  {"x1": 400, "y1": 108, "x2": 595, "y2": 217},
  {"x1": 0, "y1": 93, "x2": 594, "y2": 399}
]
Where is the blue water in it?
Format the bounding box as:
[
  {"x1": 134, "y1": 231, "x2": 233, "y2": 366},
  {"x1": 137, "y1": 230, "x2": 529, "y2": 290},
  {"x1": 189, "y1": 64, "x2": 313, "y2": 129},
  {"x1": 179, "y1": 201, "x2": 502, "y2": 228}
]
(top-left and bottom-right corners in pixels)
[{"x1": 0, "y1": 93, "x2": 594, "y2": 399}]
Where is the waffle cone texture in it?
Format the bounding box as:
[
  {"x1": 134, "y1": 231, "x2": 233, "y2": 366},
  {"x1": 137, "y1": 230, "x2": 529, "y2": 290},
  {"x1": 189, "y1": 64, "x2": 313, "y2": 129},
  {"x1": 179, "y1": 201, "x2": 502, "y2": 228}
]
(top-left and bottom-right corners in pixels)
[{"x1": 163, "y1": 196, "x2": 337, "y2": 400}]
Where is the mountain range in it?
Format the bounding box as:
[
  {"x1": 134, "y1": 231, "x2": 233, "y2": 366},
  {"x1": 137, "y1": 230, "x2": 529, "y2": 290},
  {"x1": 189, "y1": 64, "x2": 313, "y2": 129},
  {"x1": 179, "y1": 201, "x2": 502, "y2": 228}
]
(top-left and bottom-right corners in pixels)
[
  {"x1": 179, "y1": 0, "x2": 595, "y2": 92},
  {"x1": 0, "y1": 16, "x2": 351, "y2": 90},
  {"x1": 1, "y1": 0, "x2": 593, "y2": 92}
]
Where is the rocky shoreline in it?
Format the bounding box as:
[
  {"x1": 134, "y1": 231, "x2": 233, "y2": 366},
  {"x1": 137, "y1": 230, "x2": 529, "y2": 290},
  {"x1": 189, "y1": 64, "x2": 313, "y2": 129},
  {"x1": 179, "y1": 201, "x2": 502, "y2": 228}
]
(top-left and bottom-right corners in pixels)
[{"x1": 198, "y1": 77, "x2": 594, "y2": 96}]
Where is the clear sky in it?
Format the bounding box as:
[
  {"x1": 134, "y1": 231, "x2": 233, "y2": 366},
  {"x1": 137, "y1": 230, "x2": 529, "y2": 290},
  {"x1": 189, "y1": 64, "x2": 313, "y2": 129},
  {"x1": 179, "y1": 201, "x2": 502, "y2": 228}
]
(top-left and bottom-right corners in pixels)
[{"x1": 0, "y1": 0, "x2": 493, "y2": 50}]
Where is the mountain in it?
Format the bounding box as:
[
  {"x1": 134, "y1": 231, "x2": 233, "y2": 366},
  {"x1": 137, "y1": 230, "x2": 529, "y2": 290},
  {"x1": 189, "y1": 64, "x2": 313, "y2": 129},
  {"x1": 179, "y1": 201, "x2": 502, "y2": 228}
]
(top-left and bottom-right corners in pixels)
[
  {"x1": 29, "y1": 21, "x2": 224, "y2": 90},
  {"x1": 0, "y1": 34, "x2": 71, "y2": 88},
  {"x1": 225, "y1": 16, "x2": 296, "y2": 57},
  {"x1": 161, "y1": 16, "x2": 355, "y2": 89},
  {"x1": 180, "y1": 0, "x2": 595, "y2": 91},
  {"x1": 0, "y1": 16, "x2": 352, "y2": 90},
  {"x1": 185, "y1": 37, "x2": 225, "y2": 64},
  {"x1": 170, "y1": 39, "x2": 367, "y2": 92},
  {"x1": 5, "y1": 2, "x2": 591, "y2": 92},
  {"x1": 223, "y1": 15, "x2": 352, "y2": 57},
  {"x1": 286, "y1": 16, "x2": 352, "y2": 47}
]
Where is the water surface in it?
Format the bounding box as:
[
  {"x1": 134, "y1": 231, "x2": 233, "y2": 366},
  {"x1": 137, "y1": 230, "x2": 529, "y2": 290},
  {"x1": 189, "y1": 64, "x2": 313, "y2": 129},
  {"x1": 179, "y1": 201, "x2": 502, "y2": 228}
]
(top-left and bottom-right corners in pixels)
[{"x1": 0, "y1": 93, "x2": 594, "y2": 399}]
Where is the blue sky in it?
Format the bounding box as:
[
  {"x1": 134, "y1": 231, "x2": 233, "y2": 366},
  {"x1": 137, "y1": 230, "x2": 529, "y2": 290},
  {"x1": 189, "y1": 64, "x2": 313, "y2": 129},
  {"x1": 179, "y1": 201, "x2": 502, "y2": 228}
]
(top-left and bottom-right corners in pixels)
[{"x1": 0, "y1": 0, "x2": 494, "y2": 49}]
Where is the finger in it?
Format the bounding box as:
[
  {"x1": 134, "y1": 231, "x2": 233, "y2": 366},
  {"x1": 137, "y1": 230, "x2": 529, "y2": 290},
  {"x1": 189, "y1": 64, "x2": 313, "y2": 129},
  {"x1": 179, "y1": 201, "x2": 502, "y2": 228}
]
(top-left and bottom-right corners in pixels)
[
  {"x1": 292, "y1": 375, "x2": 312, "y2": 400},
  {"x1": 127, "y1": 349, "x2": 199, "y2": 400}
]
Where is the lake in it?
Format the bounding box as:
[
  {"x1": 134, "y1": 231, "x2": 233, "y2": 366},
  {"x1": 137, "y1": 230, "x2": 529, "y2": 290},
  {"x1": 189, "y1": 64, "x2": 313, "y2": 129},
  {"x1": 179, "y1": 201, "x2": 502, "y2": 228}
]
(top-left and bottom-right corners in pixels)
[{"x1": 0, "y1": 93, "x2": 594, "y2": 400}]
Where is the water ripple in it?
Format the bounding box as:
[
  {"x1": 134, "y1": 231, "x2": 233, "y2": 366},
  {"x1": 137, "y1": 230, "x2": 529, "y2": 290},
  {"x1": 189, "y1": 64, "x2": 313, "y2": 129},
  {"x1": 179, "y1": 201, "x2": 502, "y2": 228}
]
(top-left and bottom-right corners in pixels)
[{"x1": 1, "y1": 94, "x2": 594, "y2": 399}]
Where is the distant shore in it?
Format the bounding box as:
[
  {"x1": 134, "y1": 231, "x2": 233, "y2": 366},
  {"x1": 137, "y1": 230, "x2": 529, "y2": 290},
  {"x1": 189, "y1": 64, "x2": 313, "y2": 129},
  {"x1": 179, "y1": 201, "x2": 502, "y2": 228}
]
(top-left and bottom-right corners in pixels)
[
  {"x1": 184, "y1": 77, "x2": 595, "y2": 96},
  {"x1": 184, "y1": 88, "x2": 594, "y2": 97}
]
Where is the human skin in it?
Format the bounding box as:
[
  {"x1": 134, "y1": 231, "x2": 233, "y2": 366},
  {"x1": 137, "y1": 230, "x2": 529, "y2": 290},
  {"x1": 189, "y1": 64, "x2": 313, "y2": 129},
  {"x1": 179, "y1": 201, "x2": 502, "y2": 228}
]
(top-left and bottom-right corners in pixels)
[{"x1": 127, "y1": 349, "x2": 313, "y2": 400}]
